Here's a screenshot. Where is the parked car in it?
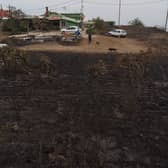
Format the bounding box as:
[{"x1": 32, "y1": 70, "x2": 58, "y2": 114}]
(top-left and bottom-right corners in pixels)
[
  {"x1": 0, "y1": 43, "x2": 8, "y2": 48},
  {"x1": 107, "y1": 29, "x2": 127, "y2": 37},
  {"x1": 61, "y1": 26, "x2": 81, "y2": 34},
  {"x1": 22, "y1": 36, "x2": 33, "y2": 41}
]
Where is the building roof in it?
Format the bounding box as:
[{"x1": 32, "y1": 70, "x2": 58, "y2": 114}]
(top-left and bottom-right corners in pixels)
[
  {"x1": 45, "y1": 11, "x2": 81, "y2": 23},
  {"x1": 61, "y1": 13, "x2": 82, "y2": 19},
  {"x1": 47, "y1": 15, "x2": 61, "y2": 21},
  {"x1": 61, "y1": 15, "x2": 80, "y2": 23}
]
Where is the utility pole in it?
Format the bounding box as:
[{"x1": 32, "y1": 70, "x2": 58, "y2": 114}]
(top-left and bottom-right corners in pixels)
[
  {"x1": 80, "y1": 0, "x2": 84, "y2": 29},
  {"x1": 8, "y1": 4, "x2": 12, "y2": 18},
  {"x1": 8, "y1": 5, "x2": 10, "y2": 12},
  {"x1": 0, "y1": 4, "x2": 2, "y2": 19},
  {"x1": 81, "y1": 0, "x2": 84, "y2": 16},
  {"x1": 118, "y1": 0, "x2": 121, "y2": 26},
  {"x1": 165, "y1": 7, "x2": 168, "y2": 32}
]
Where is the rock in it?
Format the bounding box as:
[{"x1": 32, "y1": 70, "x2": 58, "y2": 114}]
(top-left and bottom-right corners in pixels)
[
  {"x1": 13, "y1": 123, "x2": 19, "y2": 131},
  {"x1": 48, "y1": 153, "x2": 66, "y2": 161}
]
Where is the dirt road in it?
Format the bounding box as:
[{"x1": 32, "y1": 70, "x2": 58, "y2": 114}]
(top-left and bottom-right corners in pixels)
[
  {"x1": 19, "y1": 35, "x2": 147, "y2": 53},
  {"x1": 0, "y1": 32, "x2": 9, "y2": 40}
]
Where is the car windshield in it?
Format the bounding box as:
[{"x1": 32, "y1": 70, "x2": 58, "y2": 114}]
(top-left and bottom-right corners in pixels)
[
  {"x1": 112, "y1": 29, "x2": 121, "y2": 33},
  {"x1": 67, "y1": 27, "x2": 76, "y2": 30}
]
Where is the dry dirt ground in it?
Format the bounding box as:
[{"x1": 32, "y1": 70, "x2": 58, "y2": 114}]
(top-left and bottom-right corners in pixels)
[
  {"x1": 3, "y1": 27, "x2": 168, "y2": 54},
  {"x1": 123, "y1": 26, "x2": 168, "y2": 53},
  {"x1": 0, "y1": 32, "x2": 9, "y2": 40},
  {"x1": 19, "y1": 34, "x2": 148, "y2": 54}
]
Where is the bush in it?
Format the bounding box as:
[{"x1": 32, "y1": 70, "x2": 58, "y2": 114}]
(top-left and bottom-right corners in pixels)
[
  {"x1": 92, "y1": 17, "x2": 105, "y2": 33},
  {"x1": 2, "y1": 18, "x2": 29, "y2": 34},
  {"x1": 128, "y1": 18, "x2": 144, "y2": 27}
]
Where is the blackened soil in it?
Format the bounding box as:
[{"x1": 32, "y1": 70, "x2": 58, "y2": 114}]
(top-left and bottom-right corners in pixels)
[{"x1": 0, "y1": 51, "x2": 168, "y2": 168}]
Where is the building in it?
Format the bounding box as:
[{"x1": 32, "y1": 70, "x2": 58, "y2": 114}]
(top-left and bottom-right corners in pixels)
[
  {"x1": 46, "y1": 12, "x2": 82, "y2": 29},
  {"x1": 0, "y1": 9, "x2": 10, "y2": 20},
  {"x1": 45, "y1": 7, "x2": 83, "y2": 29},
  {"x1": 1, "y1": 8, "x2": 83, "y2": 32}
]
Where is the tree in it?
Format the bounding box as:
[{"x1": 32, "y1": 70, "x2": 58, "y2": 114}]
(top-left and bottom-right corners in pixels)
[
  {"x1": 92, "y1": 17, "x2": 105, "y2": 33},
  {"x1": 2, "y1": 6, "x2": 28, "y2": 34},
  {"x1": 12, "y1": 9, "x2": 25, "y2": 18},
  {"x1": 2, "y1": 18, "x2": 20, "y2": 33},
  {"x1": 128, "y1": 18, "x2": 144, "y2": 27},
  {"x1": 2, "y1": 18, "x2": 29, "y2": 34},
  {"x1": 9, "y1": 6, "x2": 26, "y2": 18}
]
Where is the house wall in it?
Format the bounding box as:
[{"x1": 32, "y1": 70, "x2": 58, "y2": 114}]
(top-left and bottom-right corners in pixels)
[{"x1": 0, "y1": 10, "x2": 10, "y2": 19}]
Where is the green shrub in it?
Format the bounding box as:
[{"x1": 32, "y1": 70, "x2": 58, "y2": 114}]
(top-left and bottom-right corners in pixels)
[
  {"x1": 92, "y1": 17, "x2": 106, "y2": 34},
  {"x1": 2, "y1": 18, "x2": 28, "y2": 34},
  {"x1": 128, "y1": 18, "x2": 144, "y2": 27}
]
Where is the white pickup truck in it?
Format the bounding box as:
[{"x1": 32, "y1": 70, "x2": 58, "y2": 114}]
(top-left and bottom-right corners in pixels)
[
  {"x1": 0, "y1": 43, "x2": 8, "y2": 48},
  {"x1": 61, "y1": 26, "x2": 81, "y2": 34},
  {"x1": 108, "y1": 29, "x2": 127, "y2": 38}
]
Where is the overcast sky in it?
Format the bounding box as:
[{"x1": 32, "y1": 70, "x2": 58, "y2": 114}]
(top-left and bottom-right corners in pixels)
[{"x1": 1, "y1": 0, "x2": 168, "y2": 27}]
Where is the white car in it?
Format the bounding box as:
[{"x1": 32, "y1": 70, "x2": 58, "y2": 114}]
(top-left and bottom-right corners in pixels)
[
  {"x1": 0, "y1": 43, "x2": 8, "y2": 48},
  {"x1": 61, "y1": 26, "x2": 81, "y2": 33},
  {"x1": 108, "y1": 29, "x2": 127, "y2": 37}
]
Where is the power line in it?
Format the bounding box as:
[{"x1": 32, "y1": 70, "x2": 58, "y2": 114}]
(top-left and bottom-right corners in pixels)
[
  {"x1": 20, "y1": 0, "x2": 167, "y2": 14},
  {"x1": 26, "y1": 0, "x2": 79, "y2": 12},
  {"x1": 84, "y1": 0, "x2": 167, "y2": 6},
  {"x1": 11, "y1": 0, "x2": 167, "y2": 14},
  {"x1": 49, "y1": 1, "x2": 81, "y2": 12}
]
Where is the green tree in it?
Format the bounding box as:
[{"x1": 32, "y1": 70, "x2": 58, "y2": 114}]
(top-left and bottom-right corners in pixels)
[
  {"x1": 92, "y1": 17, "x2": 105, "y2": 33},
  {"x1": 128, "y1": 18, "x2": 144, "y2": 27},
  {"x1": 9, "y1": 6, "x2": 26, "y2": 18},
  {"x1": 2, "y1": 18, "x2": 28, "y2": 34},
  {"x1": 12, "y1": 9, "x2": 25, "y2": 18},
  {"x1": 2, "y1": 6, "x2": 27, "y2": 34}
]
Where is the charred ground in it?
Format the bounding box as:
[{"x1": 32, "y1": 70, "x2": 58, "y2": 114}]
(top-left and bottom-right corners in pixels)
[{"x1": 0, "y1": 49, "x2": 168, "y2": 168}]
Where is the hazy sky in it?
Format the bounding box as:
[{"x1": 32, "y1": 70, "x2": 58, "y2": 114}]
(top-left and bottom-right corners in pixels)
[{"x1": 1, "y1": 0, "x2": 168, "y2": 27}]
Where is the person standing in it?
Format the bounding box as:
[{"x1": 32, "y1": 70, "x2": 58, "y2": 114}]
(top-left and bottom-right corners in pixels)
[
  {"x1": 87, "y1": 26, "x2": 92, "y2": 44},
  {"x1": 75, "y1": 28, "x2": 81, "y2": 40},
  {"x1": 88, "y1": 31, "x2": 92, "y2": 44}
]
